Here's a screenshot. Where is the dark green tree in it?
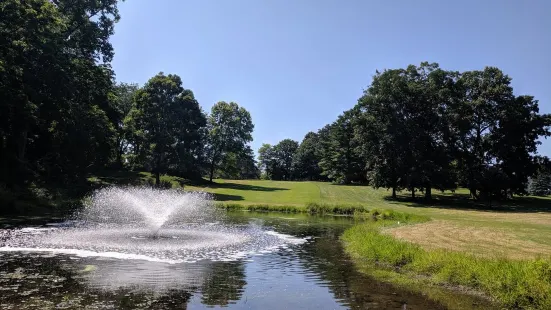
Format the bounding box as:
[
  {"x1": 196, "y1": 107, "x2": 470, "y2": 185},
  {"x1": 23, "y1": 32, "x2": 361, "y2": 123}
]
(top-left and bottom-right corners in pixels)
[
  {"x1": 272, "y1": 139, "x2": 299, "y2": 180},
  {"x1": 0, "y1": 0, "x2": 121, "y2": 187},
  {"x1": 356, "y1": 69, "x2": 411, "y2": 197},
  {"x1": 216, "y1": 146, "x2": 259, "y2": 179},
  {"x1": 489, "y1": 95, "x2": 551, "y2": 198},
  {"x1": 111, "y1": 83, "x2": 139, "y2": 168},
  {"x1": 206, "y1": 101, "x2": 254, "y2": 183},
  {"x1": 448, "y1": 67, "x2": 551, "y2": 200},
  {"x1": 451, "y1": 67, "x2": 513, "y2": 199},
  {"x1": 133, "y1": 73, "x2": 206, "y2": 185},
  {"x1": 402, "y1": 63, "x2": 458, "y2": 199},
  {"x1": 258, "y1": 143, "x2": 276, "y2": 179},
  {"x1": 319, "y1": 109, "x2": 365, "y2": 184},
  {"x1": 292, "y1": 132, "x2": 324, "y2": 181}
]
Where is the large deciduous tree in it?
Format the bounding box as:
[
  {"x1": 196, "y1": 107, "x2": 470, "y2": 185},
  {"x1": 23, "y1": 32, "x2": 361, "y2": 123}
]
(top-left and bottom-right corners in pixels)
[
  {"x1": 258, "y1": 143, "x2": 276, "y2": 179},
  {"x1": 450, "y1": 67, "x2": 551, "y2": 199},
  {"x1": 206, "y1": 101, "x2": 254, "y2": 183},
  {"x1": 134, "y1": 73, "x2": 206, "y2": 185},
  {"x1": 354, "y1": 63, "x2": 550, "y2": 201},
  {"x1": 111, "y1": 83, "x2": 139, "y2": 168},
  {"x1": 356, "y1": 69, "x2": 411, "y2": 197},
  {"x1": 257, "y1": 140, "x2": 299, "y2": 180},
  {"x1": 318, "y1": 109, "x2": 365, "y2": 184},
  {"x1": 401, "y1": 63, "x2": 458, "y2": 199},
  {"x1": 216, "y1": 146, "x2": 259, "y2": 180},
  {"x1": 292, "y1": 132, "x2": 324, "y2": 181},
  {"x1": 0, "y1": 0, "x2": 121, "y2": 187},
  {"x1": 273, "y1": 139, "x2": 299, "y2": 181}
]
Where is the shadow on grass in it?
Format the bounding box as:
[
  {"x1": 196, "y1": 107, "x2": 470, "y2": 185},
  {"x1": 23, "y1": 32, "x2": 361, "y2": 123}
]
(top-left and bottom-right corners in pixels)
[
  {"x1": 193, "y1": 181, "x2": 289, "y2": 192},
  {"x1": 89, "y1": 170, "x2": 187, "y2": 188},
  {"x1": 89, "y1": 170, "x2": 144, "y2": 187},
  {"x1": 328, "y1": 182, "x2": 369, "y2": 187},
  {"x1": 211, "y1": 193, "x2": 244, "y2": 201},
  {"x1": 383, "y1": 193, "x2": 551, "y2": 213}
]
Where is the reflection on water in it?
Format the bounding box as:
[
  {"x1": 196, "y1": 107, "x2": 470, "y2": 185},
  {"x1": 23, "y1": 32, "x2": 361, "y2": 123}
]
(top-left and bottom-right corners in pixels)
[{"x1": 0, "y1": 213, "x2": 491, "y2": 309}]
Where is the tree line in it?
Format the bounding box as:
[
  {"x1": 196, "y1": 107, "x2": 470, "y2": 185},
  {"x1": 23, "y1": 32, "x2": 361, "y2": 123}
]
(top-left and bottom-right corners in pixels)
[
  {"x1": 115, "y1": 76, "x2": 257, "y2": 185},
  {"x1": 2, "y1": 1, "x2": 550, "y2": 201},
  {"x1": 259, "y1": 63, "x2": 551, "y2": 200},
  {"x1": 0, "y1": 0, "x2": 257, "y2": 191}
]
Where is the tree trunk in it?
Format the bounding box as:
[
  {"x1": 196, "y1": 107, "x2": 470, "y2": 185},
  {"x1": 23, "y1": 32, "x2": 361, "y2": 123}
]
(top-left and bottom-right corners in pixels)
[
  {"x1": 392, "y1": 187, "x2": 397, "y2": 199},
  {"x1": 425, "y1": 185, "x2": 432, "y2": 200},
  {"x1": 411, "y1": 189, "x2": 415, "y2": 199},
  {"x1": 16, "y1": 130, "x2": 28, "y2": 162},
  {"x1": 155, "y1": 154, "x2": 161, "y2": 186},
  {"x1": 209, "y1": 159, "x2": 216, "y2": 183},
  {"x1": 5, "y1": 131, "x2": 28, "y2": 187},
  {"x1": 117, "y1": 146, "x2": 123, "y2": 169},
  {"x1": 470, "y1": 188, "x2": 479, "y2": 200}
]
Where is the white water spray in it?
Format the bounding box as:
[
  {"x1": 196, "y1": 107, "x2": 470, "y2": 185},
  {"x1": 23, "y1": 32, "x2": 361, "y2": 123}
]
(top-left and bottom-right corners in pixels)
[{"x1": 0, "y1": 186, "x2": 305, "y2": 263}]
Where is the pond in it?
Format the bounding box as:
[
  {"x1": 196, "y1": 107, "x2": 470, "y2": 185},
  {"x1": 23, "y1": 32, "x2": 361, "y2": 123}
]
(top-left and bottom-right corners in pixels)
[{"x1": 0, "y1": 212, "x2": 479, "y2": 309}]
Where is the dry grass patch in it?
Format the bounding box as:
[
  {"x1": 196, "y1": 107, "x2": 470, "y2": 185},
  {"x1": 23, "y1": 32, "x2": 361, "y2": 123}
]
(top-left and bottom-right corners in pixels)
[{"x1": 388, "y1": 220, "x2": 551, "y2": 260}]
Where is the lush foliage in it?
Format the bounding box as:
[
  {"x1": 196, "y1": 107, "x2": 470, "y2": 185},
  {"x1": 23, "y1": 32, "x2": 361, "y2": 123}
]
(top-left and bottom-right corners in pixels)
[
  {"x1": 258, "y1": 139, "x2": 299, "y2": 180},
  {"x1": 205, "y1": 101, "x2": 255, "y2": 182},
  {"x1": 528, "y1": 160, "x2": 551, "y2": 196},
  {"x1": 260, "y1": 62, "x2": 551, "y2": 200},
  {"x1": 0, "y1": 0, "x2": 257, "y2": 195},
  {"x1": 1, "y1": 1, "x2": 548, "y2": 206},
  {"x1": 130, "y1": 73, "x2": 206, "y2": 184},
  {"x1": 0, "y1": 0, "x2": 120, "y2": 188}
]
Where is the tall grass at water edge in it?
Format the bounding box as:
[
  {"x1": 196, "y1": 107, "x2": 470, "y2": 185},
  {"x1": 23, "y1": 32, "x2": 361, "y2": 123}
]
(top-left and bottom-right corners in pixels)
[
  {"x1": 217, "y1": 201, "x2": 428, "y2": 220},
  {"x1": 342, "y1": 218, "x2": 551, "y2": 309}
]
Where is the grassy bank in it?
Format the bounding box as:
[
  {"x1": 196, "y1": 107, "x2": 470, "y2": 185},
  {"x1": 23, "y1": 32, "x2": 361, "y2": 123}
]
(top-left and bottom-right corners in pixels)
[
  {"x1": 11, "y1": 174, "x2": 551, "y2": 262},
  {"x1": 217, "y1": 202, "x2": 429, "y2": 220},
  {"x1": 7, "y1": 173, "x2": 551, "y2": 307},
  {"x1": 187, "y1": 179, "x2": 551, "y2": 261},
  {"x1": 342, "y1": 218, "x2": 551, "y2": 309},
  {"x1": 218, "y1": 202, "x2": 369, "y2": 215}
]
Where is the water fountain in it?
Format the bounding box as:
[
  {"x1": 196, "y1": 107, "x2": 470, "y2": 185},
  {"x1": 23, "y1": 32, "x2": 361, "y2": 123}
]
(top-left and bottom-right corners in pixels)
[
  {"x1": 0, "y1": 186, "x2": 304, "y2": 264},
  {"x1": 0, "y1": 187, "x2": 463, "y2": 309}
]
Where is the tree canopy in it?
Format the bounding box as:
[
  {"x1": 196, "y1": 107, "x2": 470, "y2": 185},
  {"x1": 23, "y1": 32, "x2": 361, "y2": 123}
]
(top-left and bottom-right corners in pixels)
[
  {"x1": 205, "y1": 101, "x2": 254, "y2": 183},
  {"x1": 0, "y1": 0, "x2": 120, "y2": 188},
  {"x1": 131, "y1": 73, "x2": 206, "y2": 185},
  {"x1": 259, "y1": 62, "x2": 550, "y2": 201},
  {"x1": 1, "y1": 1, "x2": 548, "y2": 205}
]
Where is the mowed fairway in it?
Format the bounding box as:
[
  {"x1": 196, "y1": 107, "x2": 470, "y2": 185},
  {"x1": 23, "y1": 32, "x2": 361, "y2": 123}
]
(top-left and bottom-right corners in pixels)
[
  {"x1": 187, "y1": 179, "x2": 395, "y2": 205},
  {"x1": 187, "y1": 179, "x2": 551, "y2": 259}
]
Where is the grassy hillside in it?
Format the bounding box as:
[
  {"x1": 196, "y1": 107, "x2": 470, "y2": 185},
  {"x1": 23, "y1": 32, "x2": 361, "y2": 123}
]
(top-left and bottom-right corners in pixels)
[
  {"x1": 187, "y1": 178, "x2": 551, "y2": 308},
  {"x1": 184, "y1": 179, "x2": 551, "y2": 260},
  {"x1": 85, "y1": 173, "x2": 551, "y2": 260},
  {"x1": 73, "y1": 174, "x2": 551, "y2": 307},
  {"x1": 186, "y1": 178, "x2": 442, "y2": 206}
]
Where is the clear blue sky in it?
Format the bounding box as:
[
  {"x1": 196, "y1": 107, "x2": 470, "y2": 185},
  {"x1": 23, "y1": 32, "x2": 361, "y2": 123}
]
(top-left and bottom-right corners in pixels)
[{"x1": 111, "y1": 0, "x2": 551, "y2": 157}]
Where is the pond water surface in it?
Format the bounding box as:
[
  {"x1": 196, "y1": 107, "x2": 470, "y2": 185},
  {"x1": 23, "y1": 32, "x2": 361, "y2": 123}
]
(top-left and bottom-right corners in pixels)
[{"x1": 0, "y1": 212, "x2": 485, "y2": 309}]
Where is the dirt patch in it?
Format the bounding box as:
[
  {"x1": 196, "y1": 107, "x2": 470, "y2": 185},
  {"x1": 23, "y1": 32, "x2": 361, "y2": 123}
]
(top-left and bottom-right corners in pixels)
[{"x1": 387, "y1": 220, "x2": 551, "y2": 260}]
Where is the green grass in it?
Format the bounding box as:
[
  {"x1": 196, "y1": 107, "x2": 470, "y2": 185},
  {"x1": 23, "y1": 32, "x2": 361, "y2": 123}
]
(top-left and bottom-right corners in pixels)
[
  {"x1": 83, "y1": 173, "x2": 551, "y2": 307},
  {"x1": 11, "y1": 172, "x2": 551, "y2": 307},
  {"x1": 185, "y1": 179, "x2": 551, "y2": 258},
  {"x1": 84, "y1": 175, "x2": 551, "y2": 259},
  {"x1": 342, "y1": 219, "x2": 551, "y2": 309},
  {"x1": 217, "y1": 202, "x2": 429, "y2": 220},
  {"x1": 183, "y1": 178, "x2": 551, "y2": 308}
]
